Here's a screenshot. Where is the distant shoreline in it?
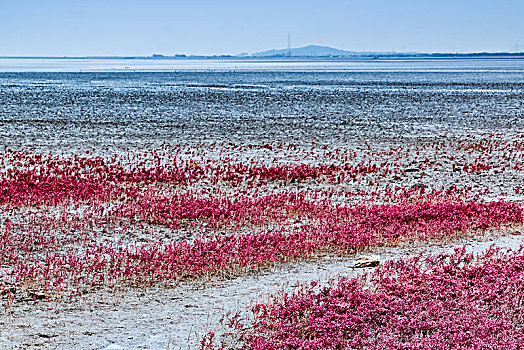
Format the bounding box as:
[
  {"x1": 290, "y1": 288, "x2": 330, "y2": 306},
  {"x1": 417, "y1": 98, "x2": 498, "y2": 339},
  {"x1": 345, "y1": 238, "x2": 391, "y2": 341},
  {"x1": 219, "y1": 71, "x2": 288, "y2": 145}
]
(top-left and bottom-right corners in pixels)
[{"x1": 1, "y1": 53, "x2": 524, "y2": 60}]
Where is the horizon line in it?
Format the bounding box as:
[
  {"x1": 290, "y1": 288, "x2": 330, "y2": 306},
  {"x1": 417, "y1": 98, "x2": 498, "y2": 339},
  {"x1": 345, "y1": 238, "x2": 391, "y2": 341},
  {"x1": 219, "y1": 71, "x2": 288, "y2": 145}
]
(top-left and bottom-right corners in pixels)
[{"x1": 2, "y1": 51, "x2": 524, "y2": 60}]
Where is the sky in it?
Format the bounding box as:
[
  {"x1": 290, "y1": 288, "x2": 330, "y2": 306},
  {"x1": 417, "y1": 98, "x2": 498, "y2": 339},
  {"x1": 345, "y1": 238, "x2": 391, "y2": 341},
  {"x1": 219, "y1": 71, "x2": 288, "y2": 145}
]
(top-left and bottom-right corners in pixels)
[{"x1": 1, "y1": 0, "x2": 523, "y2": 56}]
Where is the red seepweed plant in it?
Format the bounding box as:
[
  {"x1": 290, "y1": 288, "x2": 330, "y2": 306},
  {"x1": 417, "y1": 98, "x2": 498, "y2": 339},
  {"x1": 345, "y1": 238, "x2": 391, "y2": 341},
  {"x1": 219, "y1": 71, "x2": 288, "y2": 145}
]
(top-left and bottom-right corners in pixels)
[
  {"x1": 206, "y1": 246, "x2": 524, "y2": 349},
  {"x1": 0, "y1": 135, "x2": 523, "y2": 303}
]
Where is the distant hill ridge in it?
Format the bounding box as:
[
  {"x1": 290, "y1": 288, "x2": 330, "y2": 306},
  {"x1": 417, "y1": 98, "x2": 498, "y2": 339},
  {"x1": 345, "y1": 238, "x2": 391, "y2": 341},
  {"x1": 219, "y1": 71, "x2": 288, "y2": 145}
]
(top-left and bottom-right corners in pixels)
[{"x1": 251, "y1": 45, "x2": 392, "y2": 57}]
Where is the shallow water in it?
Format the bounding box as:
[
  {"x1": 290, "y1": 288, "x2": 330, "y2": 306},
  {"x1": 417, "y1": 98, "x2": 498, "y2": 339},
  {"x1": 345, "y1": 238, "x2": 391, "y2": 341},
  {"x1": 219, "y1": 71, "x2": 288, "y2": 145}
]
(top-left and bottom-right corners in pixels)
[{"x1": 2, "y1": 57, "x2": 524, "y2": 73}]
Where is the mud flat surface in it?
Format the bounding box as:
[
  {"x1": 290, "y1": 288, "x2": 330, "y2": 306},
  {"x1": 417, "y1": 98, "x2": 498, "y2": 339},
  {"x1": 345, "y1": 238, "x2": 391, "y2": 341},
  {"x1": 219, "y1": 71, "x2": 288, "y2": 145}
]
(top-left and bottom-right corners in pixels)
[
  {"x1": 0, "y1": 59, "x2": 524, "y2": 349},
  {"x1": 0, "y1": 228, "x2": 522, "y2": 350},
  {"x1": 1, "y1": 60, "x2": 524, "y2": 153}
]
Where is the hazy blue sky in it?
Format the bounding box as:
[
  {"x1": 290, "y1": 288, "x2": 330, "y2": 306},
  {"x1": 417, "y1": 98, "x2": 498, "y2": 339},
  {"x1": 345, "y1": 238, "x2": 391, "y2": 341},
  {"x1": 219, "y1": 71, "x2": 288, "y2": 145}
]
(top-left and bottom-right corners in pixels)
[{"x1": 1, "y1": 0, "x2": 523, "y2": 56}]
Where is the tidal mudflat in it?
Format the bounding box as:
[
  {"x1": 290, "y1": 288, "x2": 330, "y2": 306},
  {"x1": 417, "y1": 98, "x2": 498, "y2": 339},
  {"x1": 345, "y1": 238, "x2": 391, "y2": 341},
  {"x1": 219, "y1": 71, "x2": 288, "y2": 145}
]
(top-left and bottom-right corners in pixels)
[{"x1": 0, "y1": 59, "x2": 523, "y2": 349}]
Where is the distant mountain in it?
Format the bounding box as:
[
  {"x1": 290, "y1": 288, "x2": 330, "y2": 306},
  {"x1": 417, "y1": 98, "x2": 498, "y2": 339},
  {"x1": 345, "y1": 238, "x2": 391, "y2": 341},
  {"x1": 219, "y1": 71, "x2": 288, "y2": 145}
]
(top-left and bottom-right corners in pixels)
[
  {"x1": 251, "y1": 45, "x2": 355, "y2": 57},
  {"x1": 250, "y1": 45, "x2": 392, "y2": 57},
  {"x1": 252, "y1": 45, "x2": 348, "y2": 57}
]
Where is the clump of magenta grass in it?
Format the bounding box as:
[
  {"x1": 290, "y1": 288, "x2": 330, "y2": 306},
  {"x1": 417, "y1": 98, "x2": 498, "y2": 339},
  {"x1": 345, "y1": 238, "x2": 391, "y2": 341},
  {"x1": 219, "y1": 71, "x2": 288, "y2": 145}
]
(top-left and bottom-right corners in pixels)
[
  {"x1": 0, "y1": 134, "x2": 522, "y2": 303},
  {"x1": 203, "y1": 246, "x2": 524, "y2": 350}
]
